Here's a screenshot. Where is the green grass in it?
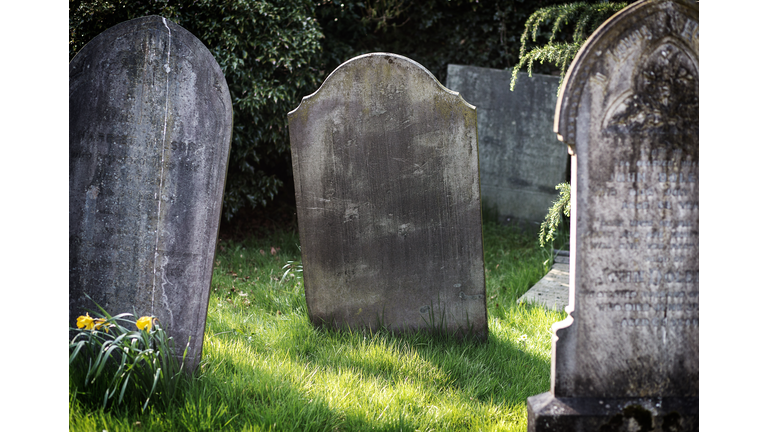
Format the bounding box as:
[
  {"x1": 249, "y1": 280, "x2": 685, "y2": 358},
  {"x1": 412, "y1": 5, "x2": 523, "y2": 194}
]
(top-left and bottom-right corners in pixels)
[{"x1": 70, "y1": 222, "x2": 567, "y2": 431}]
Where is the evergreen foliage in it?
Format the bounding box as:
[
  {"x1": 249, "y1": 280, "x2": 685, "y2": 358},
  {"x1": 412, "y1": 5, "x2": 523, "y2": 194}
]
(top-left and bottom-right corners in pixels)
[
  {"x1": 510, "y1": 1, "x2": 627, "y2": 92},
  {"x1": 70, "y1": 0, "x2": 325, "y2": 220},
  {"x1": 539, "y1": 182, "x2": 571, "y2": 248},
  {"x1": 316, "y1": 0, "x2": 565, "y2": 85}
]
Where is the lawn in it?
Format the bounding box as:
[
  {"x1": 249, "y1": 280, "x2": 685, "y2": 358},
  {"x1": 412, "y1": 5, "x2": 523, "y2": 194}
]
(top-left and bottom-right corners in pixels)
[{"x1": 70, "y1": 222, "x2": 567, "y2": 431}]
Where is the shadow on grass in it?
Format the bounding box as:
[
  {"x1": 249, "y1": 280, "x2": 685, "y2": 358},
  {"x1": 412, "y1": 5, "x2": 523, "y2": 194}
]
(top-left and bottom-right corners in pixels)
[
  {"x1": 256, "y1": 318, "x2": 552, "y2": 430},
  {"x1": 200, "y1": 224, "x2": 553, "y2": 430},
  {"x1": 352, "y1": 328, "x2": 550, "y2": 403}
]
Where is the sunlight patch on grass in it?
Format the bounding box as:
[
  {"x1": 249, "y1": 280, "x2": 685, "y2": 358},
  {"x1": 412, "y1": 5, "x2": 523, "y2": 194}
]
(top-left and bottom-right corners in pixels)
[{"x1": 71, "y1": 223, "x2": 568, "y2": 431}]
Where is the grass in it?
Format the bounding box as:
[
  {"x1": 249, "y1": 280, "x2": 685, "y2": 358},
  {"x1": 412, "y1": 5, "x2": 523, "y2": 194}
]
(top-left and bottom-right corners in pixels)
[{"x1": 70, "y1": 222, "x2": 567, "y2": 431}]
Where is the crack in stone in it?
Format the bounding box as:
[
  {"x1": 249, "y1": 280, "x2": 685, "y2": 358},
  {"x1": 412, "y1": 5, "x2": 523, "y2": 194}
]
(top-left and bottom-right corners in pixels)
[{"x1": 150, "y1": 17, "x2": 174, "y2": 327}]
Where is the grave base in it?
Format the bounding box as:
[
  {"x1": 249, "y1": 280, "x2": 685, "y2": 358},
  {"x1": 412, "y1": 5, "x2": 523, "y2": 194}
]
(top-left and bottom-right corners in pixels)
[{"x1": 527, "y1": 391, "x2": 698, "y2": 432}]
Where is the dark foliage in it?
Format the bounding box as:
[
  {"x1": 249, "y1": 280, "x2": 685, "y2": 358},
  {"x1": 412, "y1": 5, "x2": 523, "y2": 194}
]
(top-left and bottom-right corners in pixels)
[{"x1": 315, "y1": 0, "x2": 570, "y2": 84}]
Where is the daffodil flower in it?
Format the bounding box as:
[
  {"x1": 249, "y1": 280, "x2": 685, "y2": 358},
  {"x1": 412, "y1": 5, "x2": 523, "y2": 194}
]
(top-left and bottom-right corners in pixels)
[
  {"x1": 93, "y1": 318, "x2": 108, "y2": 332},
  {"x1": 136, "y1": 316, "x2": 153, "y2": 331},
  {"x1": 77, "y1": 313, "x2": 95, "y2": 330}
]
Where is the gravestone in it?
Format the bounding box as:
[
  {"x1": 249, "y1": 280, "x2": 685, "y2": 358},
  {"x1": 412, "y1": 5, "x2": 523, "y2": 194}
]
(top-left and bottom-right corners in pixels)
[
  {"x1": 445, "y1": 66, "x2": 568, "y2": 227},
  {"x1": 69, "y1": 16, "x2": 232, "y2": 371},
  {"x1": 288, "y1": 53, "x2": 487, "y2": 339},
  {"x1": 527, "y1": 1, "x2": 699, "y2": 430}
]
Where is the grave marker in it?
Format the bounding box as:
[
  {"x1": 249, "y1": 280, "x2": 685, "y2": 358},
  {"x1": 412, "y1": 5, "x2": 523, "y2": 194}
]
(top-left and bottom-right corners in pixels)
[
  {"x1": 445, "y1": 66, "x2": 568, "y2": 227},
  {"x1": 69, "y1": 16, "x2": 232, "y2": 371},
  {"x1": 288, "y1": 53, "x2": 487, "y2": 339},
  {"x1": 527, "y1": 1, "x2": 699, "y2": 430}
]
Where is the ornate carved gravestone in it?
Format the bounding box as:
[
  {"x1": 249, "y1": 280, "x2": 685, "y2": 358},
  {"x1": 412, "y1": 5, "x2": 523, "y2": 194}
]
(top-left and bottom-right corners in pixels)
[
  {"x1": 527, "y1": 1, "x2": 698, "y2": 430},
  {"x1": 69, "y1": 16, "x2": 232, "y2": 371},
  {"x1": 288, "y1": 53, "x2": 487, "y2": 339},
  {"x1": 445, "y1": 65, "x2": 568, "y2": 227}
]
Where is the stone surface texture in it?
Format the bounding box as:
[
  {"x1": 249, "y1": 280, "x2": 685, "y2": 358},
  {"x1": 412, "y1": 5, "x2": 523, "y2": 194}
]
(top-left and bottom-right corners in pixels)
[
  {"x1": 288, "y1": 53, "x2": 487, "y2": 339},
  {"x1": 69, "y1": 16, "x2": 232, "y2": 371},
  {"x1": 446, "y1": 66, "x2": 568, "y2": 227},
  {"x1": 527, "y1": 1, "x2": 699, "y2": 430},
  {"x1": 518, "y1": 263, "x2": 569, "y2": 311},
  {"x1": 528, "y1": 392, "x2": 698, "y2": 432}
]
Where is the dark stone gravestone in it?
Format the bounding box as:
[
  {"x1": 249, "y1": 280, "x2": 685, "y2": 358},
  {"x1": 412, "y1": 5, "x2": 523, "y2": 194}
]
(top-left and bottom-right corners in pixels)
[
  {"x1": 288, "y1": 53, "x2": 487, "y2": 339},
  {"x1": 69, "y1": 16, "x2": 232, "y2": 371},
  {"x1": 445, "y1": 65, "x2": 568, "y2": 227},
  {"x1": 527, "y1": 1, "x2": 698, "y2": 430}
]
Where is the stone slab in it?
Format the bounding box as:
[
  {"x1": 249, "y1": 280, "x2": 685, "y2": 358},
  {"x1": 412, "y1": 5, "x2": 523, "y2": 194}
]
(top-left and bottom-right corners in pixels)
[
  {"x1": 527, "y1": 392, "x2": 698, "y2": 432},
  {"x1": 445, "y1": 65, "x2": 568, "y2": 227},
  {"x1": 288, "y1": 53, "x2": 487, "y2": 339},
  {"x1": 69, "y1": 16, "x2": 232, "y2": 371},
  {"x1": 528, "y1": 0, "x2": 699, "y2": 429},
  {"x1": 518, "y1": 263, "x2": 569, "y2": 311}
]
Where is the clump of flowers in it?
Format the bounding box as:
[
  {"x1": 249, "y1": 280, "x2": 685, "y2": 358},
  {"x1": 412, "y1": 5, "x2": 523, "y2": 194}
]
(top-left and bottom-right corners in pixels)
[
  {"x1": 76, "y1": 312, "x2": 108, "y2": 332},
  {"x1": 69, "y1": 301, "x2": 188, "y2": 411}
]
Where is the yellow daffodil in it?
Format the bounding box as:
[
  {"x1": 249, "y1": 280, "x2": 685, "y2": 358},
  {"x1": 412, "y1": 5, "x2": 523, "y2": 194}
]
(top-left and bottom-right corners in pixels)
[
  {"x1": 77, "y1": 313, "x2": 95, "y2": 330},
  {"x1": 93, "y1": 318, "x2": 108, "y2": 333},
  {"x1": 136, "y1": 316, "x2": 153, "y2": 331}
]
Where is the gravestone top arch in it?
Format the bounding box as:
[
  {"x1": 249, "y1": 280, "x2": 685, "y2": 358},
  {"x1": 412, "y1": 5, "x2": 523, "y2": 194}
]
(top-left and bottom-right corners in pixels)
[
  {"x1": 288, "y1": 53, "x2": 487, "y2": 339},
  {"x1": 554, "y1": 0, "x2": 699, "y2": 152},
  {"x1": 69, "y1": 16, "x2": 232, "y2": 371}
]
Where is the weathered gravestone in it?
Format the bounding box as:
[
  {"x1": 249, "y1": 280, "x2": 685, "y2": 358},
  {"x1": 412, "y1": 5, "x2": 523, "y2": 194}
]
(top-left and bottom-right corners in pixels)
[
  {"x1": 288, "y1": 53, "x2": 487, "y2": 339},
  {"x1": 69, "y1": 16, "x2": 232, "y2": 371},
  {"x1": 527, "y1": 1, "x2": 698, "y2": 430},
  {"x1": 445, "y1": 65, "x2": 568, "y2": 227}
]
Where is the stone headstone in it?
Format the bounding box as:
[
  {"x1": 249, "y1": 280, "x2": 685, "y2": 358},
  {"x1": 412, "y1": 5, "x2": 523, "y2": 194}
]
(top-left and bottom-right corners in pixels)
[
  {"x1": 445, "y1": 66, "x2": 568, "y2": 228},
  {"x1": 69, "y1": 16, "x2": 232, "y2": 371},
  {"x1": 288, "y1": 53, "x2": 487, "y2": 339},
  {"x1": 527, "y1": 1, "x2": 699, "y2": 430}
]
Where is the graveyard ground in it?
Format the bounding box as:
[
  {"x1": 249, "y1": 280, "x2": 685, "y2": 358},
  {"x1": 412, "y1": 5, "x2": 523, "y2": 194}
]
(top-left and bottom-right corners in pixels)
[{"x1": 70, "y1": 216, "x2": 567, "y2": 431}]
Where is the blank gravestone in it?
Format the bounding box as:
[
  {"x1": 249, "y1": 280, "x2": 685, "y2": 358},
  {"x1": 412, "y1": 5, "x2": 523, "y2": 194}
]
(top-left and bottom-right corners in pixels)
[
  {"x1": 69, "y1": 16, "x2": 232, "y2": 371},
  {"x1": 445, "y1": 66, "x2": 568, "y2": 227},
  {"x1": 527, "y1": 1, "x2": 698, "y2": 430},
  {"x1": 288, "y1": 53, "x2": 487, "y2": 339}
]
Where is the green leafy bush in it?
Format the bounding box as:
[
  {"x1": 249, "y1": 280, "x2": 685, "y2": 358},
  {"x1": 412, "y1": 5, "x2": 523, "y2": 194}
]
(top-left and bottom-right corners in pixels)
[{"x1": 70, "y1": 0, "x2": 325, "y2": 220}]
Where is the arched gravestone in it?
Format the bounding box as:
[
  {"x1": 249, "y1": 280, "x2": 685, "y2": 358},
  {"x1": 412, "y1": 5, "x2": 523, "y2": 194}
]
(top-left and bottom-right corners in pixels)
[
  {"x1": 527, "y1": 1, "x2": 698, "y2": 430},
  {"x1": 69, "y1": 16, "x2": 232, "y2": 371},
  {"x1": 288, "y1": 53, "x2": 487, "y2": 339}
]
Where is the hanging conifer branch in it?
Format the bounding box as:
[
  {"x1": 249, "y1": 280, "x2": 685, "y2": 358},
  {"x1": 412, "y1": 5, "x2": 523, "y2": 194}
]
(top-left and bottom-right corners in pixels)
[
  {"x1": 510, "y1": 1, "x2": 627, "y2": 93},
  {"x1": 539, "y1": 183, "x2": 571, "y2": 248}
]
